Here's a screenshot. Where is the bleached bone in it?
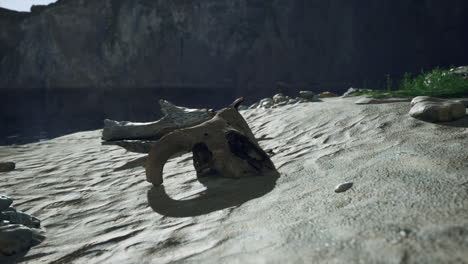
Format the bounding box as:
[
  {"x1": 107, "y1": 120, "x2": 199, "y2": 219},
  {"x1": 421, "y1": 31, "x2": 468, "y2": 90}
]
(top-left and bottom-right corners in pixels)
[
  {"x1": 102, "y1": 100, "x2": 215, "y2": 141},
  {"x1": 146, "y1": 98, "x2": 276, "y2": 186}
]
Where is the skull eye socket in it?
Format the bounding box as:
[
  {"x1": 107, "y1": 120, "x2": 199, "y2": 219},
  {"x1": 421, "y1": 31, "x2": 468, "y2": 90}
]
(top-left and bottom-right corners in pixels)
[{"x1": 192, "y1": 142, "x2": 213, "y2": 173}]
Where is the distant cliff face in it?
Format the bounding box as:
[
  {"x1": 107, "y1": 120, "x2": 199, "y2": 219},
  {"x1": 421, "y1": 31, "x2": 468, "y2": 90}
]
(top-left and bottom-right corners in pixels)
[
  {"x1": 1, "y1": 0, "x2": 468, "y2": 94},
  {"x1": 1, "y1": 0, "x2": 468, "y2": 142}
]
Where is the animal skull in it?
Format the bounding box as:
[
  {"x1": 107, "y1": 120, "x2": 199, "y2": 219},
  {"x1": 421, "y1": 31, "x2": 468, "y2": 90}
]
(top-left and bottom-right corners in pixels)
[{"x1": 146, "y1": 98, "x2": 276, "y2": 186}]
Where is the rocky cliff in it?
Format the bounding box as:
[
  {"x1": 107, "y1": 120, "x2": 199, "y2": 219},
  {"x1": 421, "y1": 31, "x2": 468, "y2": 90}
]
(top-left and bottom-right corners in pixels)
[
  {"x1": 2, "y1": 0, "x2": 468, "y2": 92},
  {"x1": 1, "y1": 0, "x2": 468, "y2": 141}
]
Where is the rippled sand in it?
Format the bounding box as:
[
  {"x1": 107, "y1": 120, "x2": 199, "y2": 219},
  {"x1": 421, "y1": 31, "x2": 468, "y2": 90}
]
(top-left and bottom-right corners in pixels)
[{"x1": 1, "y1": 97, "x2": 467, "y2": 263}]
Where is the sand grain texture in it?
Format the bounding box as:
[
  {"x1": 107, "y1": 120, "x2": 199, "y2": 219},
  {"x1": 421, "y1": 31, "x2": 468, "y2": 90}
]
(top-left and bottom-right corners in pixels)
[{"x1": 1, "y1": 97, "x2": 467, "y2": 263}]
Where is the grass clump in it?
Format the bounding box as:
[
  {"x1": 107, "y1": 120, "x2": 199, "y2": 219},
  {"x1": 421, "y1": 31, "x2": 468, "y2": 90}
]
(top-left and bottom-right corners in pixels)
[{"x1": 355, "y1": 67, "x2": 468, "y2": 98}]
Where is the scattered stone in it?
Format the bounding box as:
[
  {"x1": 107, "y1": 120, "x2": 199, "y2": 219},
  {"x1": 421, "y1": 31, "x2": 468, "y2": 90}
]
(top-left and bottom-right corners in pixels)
[
  {"x1": 273, "y1": 93, "x2": 288, "y2": 104},
  {"x1": 248, "y1": 91, "x2": 320, "y2": 109},
  {"x1": 0, "y1": 196, "x2": 44, "y2": 259},
  {"x1": 342, "y1": 87, "x2": 374, "y2": 97},
  {"x1": 450, "y1": 65, "x2": 468, "y2": 80},
  {"x1": 409, "y1": 96, "x2": 466, "y2": 122},
  {"x1": 318, "y1": 91, "x2": 338, "y2": 98},
  {"x1": 258, "y1": 98, "x2": 274, "y2": 108},
  {"x1": 298, "y1": 90, "x2": 318, "y2": 101},
  {"x1": 0, "y1": 211, "x2": 40, "y2": 228},
  {"x1": 0, "y1": 196, "x2": 12, "y2": 211},
  {"x1": 0, "y1": 162, "x2": 15, "y2": 172},
  {"x1": 355, "y1": 97, "x2": 411, "y2": 105},
  {"x1": 334, "y1": 181, "x2": 354, "y2": 193},
  {"x1": 0, "y1": 224, "x2": 34, "y2": 256}
]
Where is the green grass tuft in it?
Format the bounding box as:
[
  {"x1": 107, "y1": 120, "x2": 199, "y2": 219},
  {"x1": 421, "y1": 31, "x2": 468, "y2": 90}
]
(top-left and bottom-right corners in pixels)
[{"x1": 355, "y1": 67, "x2": 468, "y2": 99}]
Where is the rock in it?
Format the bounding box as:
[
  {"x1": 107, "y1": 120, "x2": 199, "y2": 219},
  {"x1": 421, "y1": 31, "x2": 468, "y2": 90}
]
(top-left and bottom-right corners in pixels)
[
  {"x1": 450, "y1": 65, "x2": 468, "y2": 80},
  {"x1": 298, "y1": 91, "x2": 319, "y2": 101},
  {"x1": 342, "y1": 87, "x2": 374, "y2": 97},
  {"x1": 272, "y1": 93, "x2": 289, "y2": 104},
  {"x1": 335, "y1": 181, "x2": 354, "y2": 193},
  {"x1": 287, "y1": 98, "x2": 299, "y2": 104},
  {"x1": 258, "y1": 98, "x2": 274, "y2": 108},
  {"x1": 355, "y1": 97, "x2": 411, "y2": 105},
  {"x1": 0, "y1": 196, "x2": 13, "y2": 211},
  {"x1": 409, "y1": 96, "x2": 466, "y2": 122},
  {"x1": 0, "y1": 211, "x2": 40, "y2": 228},
  {"x1": 0, "y1": 224, "x2": 34, "y2": 256},
  {"x1": 249, "y1": 91, "x2": 321, "y2": 109},
  {"x1": 0, "y1": 162, "x2": 15, "y2": 172},
  {"x1": 318, "y1": 91, "x2": 338, "y2": 98},
  {"x1": 461, "y1": 100, "x2": 468, "y2": 108},
  {"x1": 102, "y1": 100, "x2": 215, "y2": 141}
]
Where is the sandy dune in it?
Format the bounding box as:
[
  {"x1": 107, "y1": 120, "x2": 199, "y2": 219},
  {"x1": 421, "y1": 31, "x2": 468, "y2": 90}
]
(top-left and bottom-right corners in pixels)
[{"x1": 1, "y1": 97, "x2": 467, "y2": 263}]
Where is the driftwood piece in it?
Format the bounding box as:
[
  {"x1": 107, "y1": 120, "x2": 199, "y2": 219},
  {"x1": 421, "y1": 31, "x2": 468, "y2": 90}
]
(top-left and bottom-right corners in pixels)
[
  {"x1": 146, "y1": 98, "x2": 276, "y2": 186},
  {"x1": 102, "y1": 100, "x2": 215, "y2": 141}
]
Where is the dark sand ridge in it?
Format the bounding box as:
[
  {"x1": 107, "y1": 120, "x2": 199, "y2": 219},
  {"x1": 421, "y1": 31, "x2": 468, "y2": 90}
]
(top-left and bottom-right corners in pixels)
[{"x1": 0, "y1": 96, "x2": 467, "y2": 263}]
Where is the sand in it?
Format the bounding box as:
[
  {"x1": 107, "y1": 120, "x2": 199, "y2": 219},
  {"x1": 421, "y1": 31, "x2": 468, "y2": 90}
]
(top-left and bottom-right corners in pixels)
[{"x1": 0, "y1": 96, "x2": 467, "y2": 263}]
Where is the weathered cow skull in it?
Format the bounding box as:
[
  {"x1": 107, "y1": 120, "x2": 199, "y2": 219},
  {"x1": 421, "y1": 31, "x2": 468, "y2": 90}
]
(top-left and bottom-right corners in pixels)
[{"x1": 146, "y1": 98, "x2": 276, "y2": 186}]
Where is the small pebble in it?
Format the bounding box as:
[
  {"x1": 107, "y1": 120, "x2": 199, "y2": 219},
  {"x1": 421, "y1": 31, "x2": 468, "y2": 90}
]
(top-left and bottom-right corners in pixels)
[
  {"x1": 399, "y1": 229, "x2": 411, "y2": 237},
  {"x1": 334, "y1": 181, "x2": 354, "y2": 193},
  {"x1": 0, "y1": 162, "x2": 15, "y2": 172}
]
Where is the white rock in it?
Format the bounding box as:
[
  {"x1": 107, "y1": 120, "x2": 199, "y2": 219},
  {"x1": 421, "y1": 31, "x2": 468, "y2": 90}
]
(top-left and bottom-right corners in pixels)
[
  {"x1": 409, "y1": 96, "x2": 466, "y2": 122},
  {"x1": 335, "y1": 181, "x2": 354, "y2": 193},
  {"x1": 273, "y1": 93, "x2": 289, "y2": 104}
]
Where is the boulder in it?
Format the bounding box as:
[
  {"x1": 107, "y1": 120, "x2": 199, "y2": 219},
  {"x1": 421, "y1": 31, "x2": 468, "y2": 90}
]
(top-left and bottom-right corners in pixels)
[
  {"x1": 409, "y1": 96, "x2": 466, "y2": 122},
  {"x1": 0, "y1": 224, "x2": 34, "y2": 257},
  {"x1": 0, "y1": 211, "x2": 40, "y2": 228},
  {"x1": 102, "y1": 100, "x2": 215, "y2": 141},
  {"x1": 355, "y1": 98, "x2": 411, "y2": 105},
  {"x1": 0, "y1": 162, "x2": 15, "y2": 172},
  {"x1": 318, "y1": 91, "x2": 338, "y2": 98},
  {"x1": 0, "y1": 196, "x2": 12, "y2": 211}
]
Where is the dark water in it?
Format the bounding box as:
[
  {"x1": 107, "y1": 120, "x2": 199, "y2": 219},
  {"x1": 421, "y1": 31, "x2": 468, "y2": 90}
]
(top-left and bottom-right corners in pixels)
[
  {"x1": 0, "y1": 86, "x2": 239, "y2": 145},
  {"x1": 0, "y1": 81, "x2": 363, "y2": 145}
]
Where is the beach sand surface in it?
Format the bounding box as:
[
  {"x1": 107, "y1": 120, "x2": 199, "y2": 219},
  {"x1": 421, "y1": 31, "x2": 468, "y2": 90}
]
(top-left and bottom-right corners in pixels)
[{"x1": 1, "y1": 97, "x2": 467, "y2": 263}]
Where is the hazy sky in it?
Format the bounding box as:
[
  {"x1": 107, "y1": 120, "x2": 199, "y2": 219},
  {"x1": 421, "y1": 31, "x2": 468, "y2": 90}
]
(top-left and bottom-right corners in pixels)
[{"x1": 0, "y1": 0, "x2": 58, "y2": 12}]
